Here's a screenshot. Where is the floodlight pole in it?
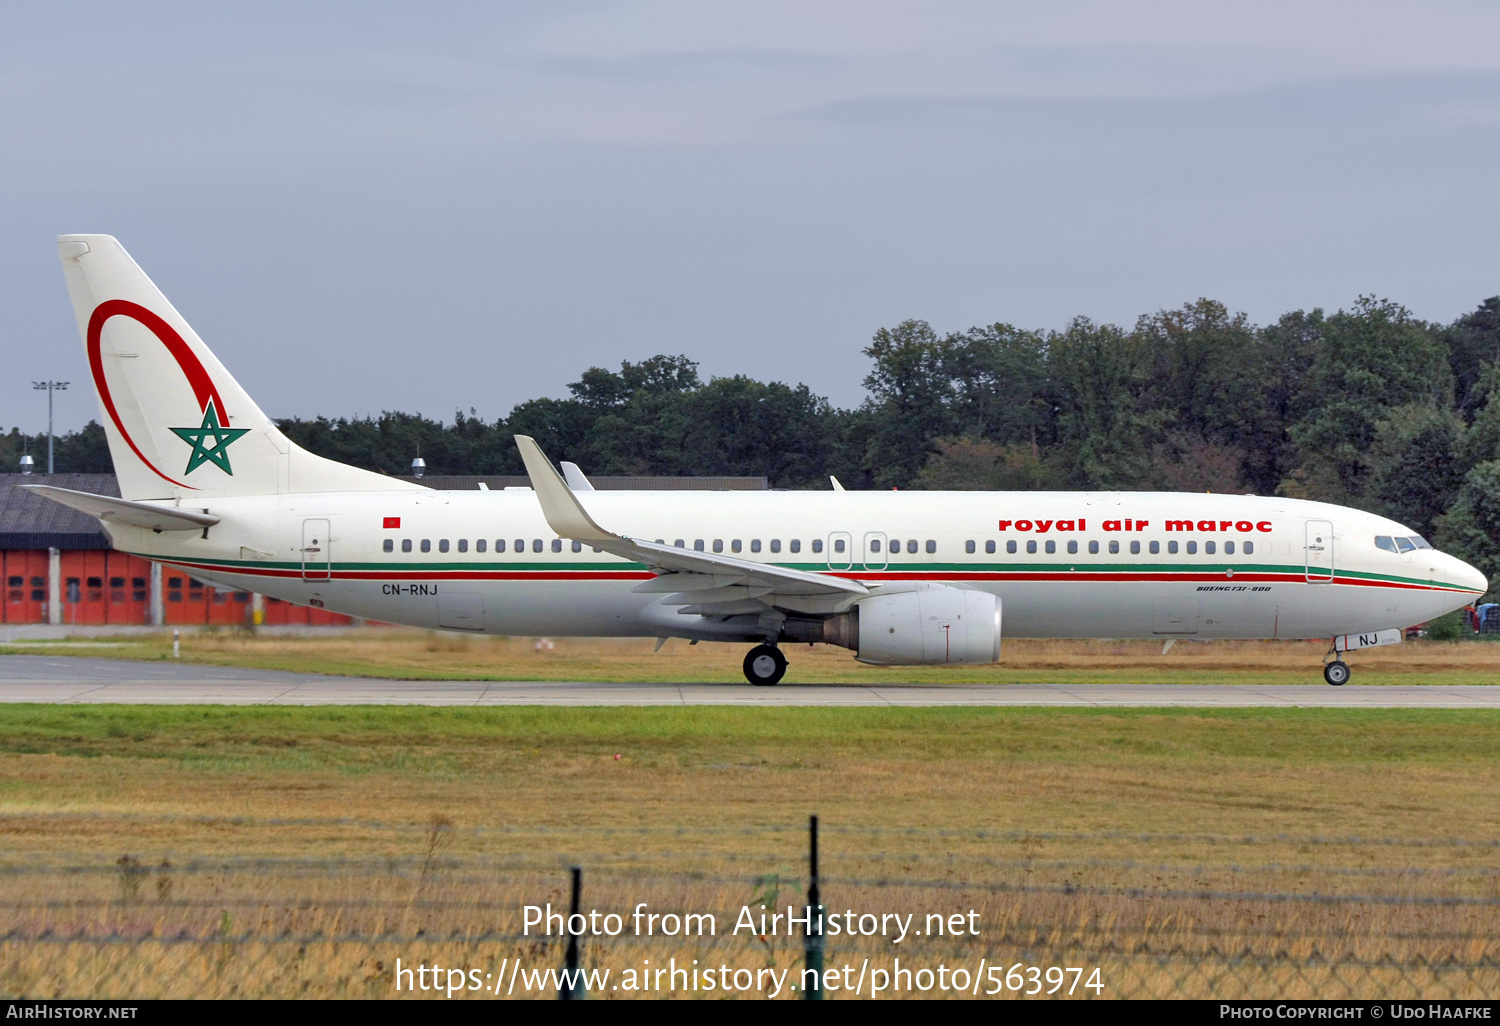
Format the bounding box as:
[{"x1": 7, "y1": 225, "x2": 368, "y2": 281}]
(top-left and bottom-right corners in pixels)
[{"x1": 31, "y1": 380, "x2": 69, "y2": 474}]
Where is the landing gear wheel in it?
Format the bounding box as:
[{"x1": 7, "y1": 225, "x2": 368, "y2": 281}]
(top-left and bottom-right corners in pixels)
[
  {"x1": 1323, "y1": 660, "x2": 1351, "y2": 686},
  {"x1": 743, "y1": 644, "x2": 787, "y2": 686}
]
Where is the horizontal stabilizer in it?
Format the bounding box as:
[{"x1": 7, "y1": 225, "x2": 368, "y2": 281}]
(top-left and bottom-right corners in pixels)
[{"x1": 22, "y1": 484, "x2": 220, "y2": 531}]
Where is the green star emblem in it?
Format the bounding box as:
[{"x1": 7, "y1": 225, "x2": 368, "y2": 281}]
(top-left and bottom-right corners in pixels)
[{"x1": 169, "y1": 402, "x2": 251, "y2": 476}]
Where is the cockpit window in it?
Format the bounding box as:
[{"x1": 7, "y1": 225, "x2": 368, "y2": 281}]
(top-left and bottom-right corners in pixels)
[
  {"x1": 1375, "y1": 536, "x2": 1398, "y2": 552},
  {"x1": 1411, "y1": 536, "x2": 1433, "y2": 549},
  {"x1": 1394, "y1": 536, "x2": 1415, "y2": 553}
]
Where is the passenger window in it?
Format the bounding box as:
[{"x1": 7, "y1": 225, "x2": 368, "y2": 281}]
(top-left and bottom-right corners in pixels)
[
  {"x1": 1026, "y1": 540, "x2": 1037, "y2": 554},
  {"x1": 1067, "y1": 540, "x2": 1077, "y2": 554},
  {"x1": 439, "y1": 539, "x2": 450, "y2": 553},
  {"x1": 1395, "y1": 537, "x2": 1415, "y2": 553},
  {"x1": 985, "y1": 540, "x2": 996, "y2": 554},
  {"x1": 1007, "y1": 540, "x2": 1017, "y2": 554},
  {"x1": 421, "y1": 539, "x2": 431, "y2": 553},
  {"x1": 833, "y1": 539, "x2": 844, "y2": 553},
  {"x1": 1225, "y1": 541, "x2": 1235, "y2": 555},
  {"x1": 383, "y1": 539, "x2": 393, "y2": 553},
  {"x1": 1168, "y1": 540, "x2": 1178, "y2": 554},
  {"x1": 514, "y1": 539, "x2": 523, "y2": 553},
  {"x1": 533, "y1": 539, "x2": 543, "y2": 553},
  {"x1": 874, "y1": 539, "x2": 885, "y2": 553},
  {"x1": 925, "y1": 540, "x2": 936, "y2": 554},
  {"x1": 790, "y1": 540, "x2": 801, "y2": 553},
  {"x1": 1205, "y1": 541, "x2": 1216, "y2": 555},
  {"x1": 1130, "y1": 540, "x2": 1140, "y2": 555},
  {"x1": 572, "y1": 541, "x2": 583, "y2": 553},
  {"x1": 693, "y1": 539, "x2": 704, "y2": 551},
  {"x1": 1089, "y1": 540, "x2": 1099, "y2": 554},
  {"x1": 401, "y1": 539, "x2": 412, "y2": 553},
  {"x1": 458, "y1": 539, "x2": 468, "y2": 553},
  {"x1": 732, "y1": 540, "x2": 742, "y2": 553},
  {"x1": 1187, "y1": 541, "x2": 1198, "y2": 555},
  {"x1": 1044, "y1": 540, "x2": 1056, "y2": 554},
  {"x1": 1149, "y1": 541, "x2": 1159, "y2": 555},
  {"x1": 812, "y1": 539, "x2": 823, "y2": 553},
  {"x1": 751, "y1": 540, "x2": 762, "y2": 553},
  {"x1": 477, "y1": 540, "x2": 487, "y2": 553},
  {"x1": 1108, "y1": 540, "x2": 1119, "y2": 554},
  {"x1": 965, "y1": 540, "x2": 975, "y2": 554},
  {"x1": 675, "y1": 539, "x2": 685, "y2": 548},
  {"x1": 771, "y1": 540, "x2": 781, "y2": 553},
  {"x1": 552, "y1": 539, "x2": 563, "y2": 553},
  {"x1": 713, "y1": 539, "x2": 723, "y2": 553},
  {"x1": 1244, "y1": 541, "x2": 1253, "y2": 555},
  {"x1": 1375, "y1": 536, "x2": 1398, "y2": 552}
]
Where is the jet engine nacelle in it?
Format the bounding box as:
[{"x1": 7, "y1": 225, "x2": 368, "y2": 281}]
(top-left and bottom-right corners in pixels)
[{"x1": 853, "y1": 586, "x2": 1001, "y2": 666}]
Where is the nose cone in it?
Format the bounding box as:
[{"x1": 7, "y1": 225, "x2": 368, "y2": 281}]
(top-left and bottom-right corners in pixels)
[{"x1": 1443, "y1": 553, "x2": 1488, "y2": 596}]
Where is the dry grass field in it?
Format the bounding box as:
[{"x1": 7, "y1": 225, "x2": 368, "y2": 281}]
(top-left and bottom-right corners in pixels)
[
  {"x1": 6, "y1": 628, "x2": 1500, "y2": 684},
  {"x1": 0, "y1": 702, "x2": 1498, "y2": 998}
]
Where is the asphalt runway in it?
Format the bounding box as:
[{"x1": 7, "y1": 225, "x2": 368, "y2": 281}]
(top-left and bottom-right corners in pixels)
[{"x1": 0, "y1": 656, "x2": 1497, "y2": 706}]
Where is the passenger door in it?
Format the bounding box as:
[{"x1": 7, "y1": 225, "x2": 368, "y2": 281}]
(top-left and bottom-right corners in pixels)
[
  {"x1": 301, "y1": 519, "x2": 331, "y2": 581},
  {"x1": 862, "y1": 532, "x2": 888, "y2": 571},
  {"x1": 1305, "y1": 520, "x2": 1334, "y2": 583}
]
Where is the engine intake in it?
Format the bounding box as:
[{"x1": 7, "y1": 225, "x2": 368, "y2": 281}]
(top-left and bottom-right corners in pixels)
[
  {"x1": 786, "y1": 585, "x2": 1001, "y2": 666},
  {"x1": 852, "y1": 586, "x2": 1000, "y2": 666}
]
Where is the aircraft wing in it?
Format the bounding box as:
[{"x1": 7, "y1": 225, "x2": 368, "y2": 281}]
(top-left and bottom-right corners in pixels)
[
  {"x1": 514, "y1": 436, "x2": 866, "y2": 614},
  {"x1": 22, "y1": 484, "x2": 220, "y2": 531}
]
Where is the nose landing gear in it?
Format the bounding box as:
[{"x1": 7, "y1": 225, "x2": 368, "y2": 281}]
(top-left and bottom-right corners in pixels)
[
  {"x1": 1323, "y1": 656, "x2": 1351, "y2": 686},
  {"x1": 743, "y1": 644, "x2": 787, "y2": 686}
]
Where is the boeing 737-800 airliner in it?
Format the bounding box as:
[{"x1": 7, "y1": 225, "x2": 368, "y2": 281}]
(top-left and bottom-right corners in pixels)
[{"x1": 28, "y1": 236, "x2": 1487, "y2": 686}]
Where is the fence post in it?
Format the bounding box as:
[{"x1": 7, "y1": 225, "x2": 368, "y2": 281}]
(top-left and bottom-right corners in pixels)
[
  {"x1": 559, "y1": 866, "x2": 585, "y2": 1000},
  {"x1": 804, "y1": 814, "x2": 824, "y2": 1000}
]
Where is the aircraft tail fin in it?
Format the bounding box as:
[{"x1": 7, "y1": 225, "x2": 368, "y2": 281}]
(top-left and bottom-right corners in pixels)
[{"x1": 57, "y1": 235, "x2": 420, "y2": 500}]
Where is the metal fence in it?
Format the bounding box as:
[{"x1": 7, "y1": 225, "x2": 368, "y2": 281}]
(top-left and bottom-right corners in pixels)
[{"x1": 2, "y1": 817, "x2": 1498, "y2": 999}]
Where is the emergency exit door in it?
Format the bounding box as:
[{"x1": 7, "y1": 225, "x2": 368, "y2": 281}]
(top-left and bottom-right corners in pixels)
[{"x1": 302, "y1": 519, "x2": 331, "y2": 581}]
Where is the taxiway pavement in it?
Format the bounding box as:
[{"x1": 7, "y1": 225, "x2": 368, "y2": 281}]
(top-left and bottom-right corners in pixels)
[{"x1": 0, "y1": 656, "x2": 1495, "y2": 707}]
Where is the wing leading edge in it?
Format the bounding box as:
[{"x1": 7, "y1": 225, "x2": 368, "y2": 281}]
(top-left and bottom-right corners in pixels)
[{"x1": 513, "y1": 436, "x2": 866, "y2": 615}]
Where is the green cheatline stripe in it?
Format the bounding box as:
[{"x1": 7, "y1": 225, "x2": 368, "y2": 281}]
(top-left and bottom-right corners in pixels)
[{"x1": 141, "y1": 553, "x2": 1468, "y2": 591}]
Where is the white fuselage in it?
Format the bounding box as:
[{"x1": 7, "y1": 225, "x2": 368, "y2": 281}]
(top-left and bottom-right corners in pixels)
[{"x1": 104, "y1": 489, "x2": 1485, "y2": 641}]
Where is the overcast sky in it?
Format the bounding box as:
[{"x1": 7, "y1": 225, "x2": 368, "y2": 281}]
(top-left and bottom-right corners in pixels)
[{"x1": 4, "y1": 1, "x2": 1498, "y2": 433}]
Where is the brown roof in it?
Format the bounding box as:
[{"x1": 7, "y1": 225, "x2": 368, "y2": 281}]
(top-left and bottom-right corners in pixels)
[
  {"x1": 0, "y1": 474, "x2": 118, "y2": 550},
  {"x1": 397, "y1": 475, "x2": 769, "y2": 491}
]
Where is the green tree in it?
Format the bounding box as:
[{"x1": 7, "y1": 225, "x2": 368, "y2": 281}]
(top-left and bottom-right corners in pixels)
[
  {"x1": 1442, "y1": 296, "x2": 1500, "y2": 419},
  {"x1": 859, "y1": 320, "x2": 955, "y2": 487},
  {"x1": 1366, "y1": 405, "x2": 1465, "y2": 538},
  {"x1": 1288, "y1": 297, "x2": 1451, "y2": 505},
  {"x1": 917, "y1": 436, "x2": 1058, "y2": 490},
  {"x1": 1046, "y1": 317, "x2": 1164, "y2": 489},
  {"x1": 1435, "y1": 459, "x2": 1500, "y2": 602}
]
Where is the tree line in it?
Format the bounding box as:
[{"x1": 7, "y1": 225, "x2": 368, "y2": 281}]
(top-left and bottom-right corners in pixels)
[{"x1": 6, "y1": 294, "x2": 1499, "y2": 596}]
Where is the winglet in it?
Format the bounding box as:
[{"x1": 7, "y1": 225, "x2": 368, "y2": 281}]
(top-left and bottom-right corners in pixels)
[
  {"x1": 514, "y1": 436, "x2": 615, "y2": 544},
  {"x1": 561, "y1": 461, "x2": 596, "y2": 492},
  {"x1": 830, "y1": 476, "x2": 845, "y2": 492}
]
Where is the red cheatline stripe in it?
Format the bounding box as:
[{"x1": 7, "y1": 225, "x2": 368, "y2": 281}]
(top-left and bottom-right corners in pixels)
[{"x1": 154, "y1": 559, "x2": 1475, "y2": 594}]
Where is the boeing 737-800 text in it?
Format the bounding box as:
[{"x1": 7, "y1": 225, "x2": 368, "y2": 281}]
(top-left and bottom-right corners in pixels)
[{"x1": 28, "y1": 236, "x2": 1487, "y2": 686}]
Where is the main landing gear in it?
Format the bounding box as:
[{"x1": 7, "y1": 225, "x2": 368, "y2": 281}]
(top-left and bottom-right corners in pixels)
[{"x1": 743, "y1": 644, "x2": 787, "y2": 686}]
